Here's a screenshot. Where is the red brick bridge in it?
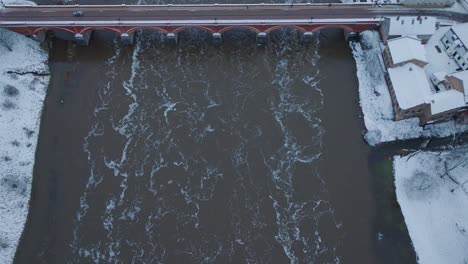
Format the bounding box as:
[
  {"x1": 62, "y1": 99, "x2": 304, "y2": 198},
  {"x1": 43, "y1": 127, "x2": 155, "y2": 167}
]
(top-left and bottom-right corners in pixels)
[{"x1": 0, "y1": 3, "x2": 466, "y2": 45}]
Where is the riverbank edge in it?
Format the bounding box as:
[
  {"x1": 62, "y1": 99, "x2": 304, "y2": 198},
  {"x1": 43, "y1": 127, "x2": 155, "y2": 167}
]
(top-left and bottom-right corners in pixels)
[
  {"x1": 351, "y1": 30, "x2": 468, "y2": 147},
  {"x1": 0, "y1": 30, "x2": 50, "y2": 263},
  {"x1": 393, "y1": 148, "x2": 468, "y2": 264},
  {"x1": 351, "y1": 29, "x2": 468, "y2": 264}
]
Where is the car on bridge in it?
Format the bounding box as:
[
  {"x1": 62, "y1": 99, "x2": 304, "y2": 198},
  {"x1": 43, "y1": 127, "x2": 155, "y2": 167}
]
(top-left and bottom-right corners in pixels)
[{"x1": 72, "y1": 10, "x2": 83, "y2": 17}]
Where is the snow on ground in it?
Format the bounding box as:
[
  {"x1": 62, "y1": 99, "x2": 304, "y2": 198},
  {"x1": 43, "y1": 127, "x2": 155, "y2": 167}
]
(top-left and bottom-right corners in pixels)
[
  {"x1": 3, "y1": 0, "x2": 36, "y2": 5},
  {"x1": 351, "y1": 30, "x2": 468, "y2": 146},
  {"x1": 0, "y1": 28, "x2": 49, "y2": 263},
  {"x1": 457, "y1": 0, "x2": 468, "y2": 13},
  {"x1": 445, "y1": 2, "x2": 468, "y2": 13},
  {"x1": 340, "y1": 0, "x2": 399, "y2": 3},
  {"x1": 394, "y1": 148, "x2": 468, "y2": 264}
]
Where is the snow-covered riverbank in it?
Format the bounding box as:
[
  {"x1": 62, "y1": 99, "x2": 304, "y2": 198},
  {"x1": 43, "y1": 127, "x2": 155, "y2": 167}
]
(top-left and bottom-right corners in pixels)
[
  {"x1": 394, "y1": 148, "x2": 468, "y2": 264},
  {"x1": 353, "y1": 28, "x2": 468, "y2": 264},
  {"x1": 351, "y1": 30, "x2": 468, "y2": 146},
  {"x1": 0, "y1": 29, "x2": 49, "y2": 263}
]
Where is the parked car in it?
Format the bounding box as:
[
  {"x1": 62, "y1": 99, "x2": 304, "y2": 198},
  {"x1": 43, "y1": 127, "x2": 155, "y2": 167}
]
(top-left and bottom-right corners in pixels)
[{"x1": 72, "y1": 11, "x2": 83, "y2": 17}]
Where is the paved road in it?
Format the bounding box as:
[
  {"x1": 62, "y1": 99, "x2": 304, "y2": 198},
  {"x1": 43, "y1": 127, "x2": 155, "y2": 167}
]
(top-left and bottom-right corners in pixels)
[{"x1": 0, "y1": 4, "x2": 467, "y2": 26}]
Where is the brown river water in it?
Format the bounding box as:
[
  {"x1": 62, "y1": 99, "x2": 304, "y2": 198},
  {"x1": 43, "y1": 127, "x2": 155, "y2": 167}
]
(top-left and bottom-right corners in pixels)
[{"x1": 14, "y1": 0, "x2": 416, "y2": 263}]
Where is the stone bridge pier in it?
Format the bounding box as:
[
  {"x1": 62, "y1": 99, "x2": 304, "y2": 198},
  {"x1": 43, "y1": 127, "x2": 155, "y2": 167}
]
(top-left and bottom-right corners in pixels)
[
  {"x1": 74, "y1": 31, "x2": 92, "y2": 46},
  {"x1": 212, "y1": 32, "x2": 222, "y2": 46},
  {"x1": 121, "y1": 32, "x2": 135, "y2": 46}
]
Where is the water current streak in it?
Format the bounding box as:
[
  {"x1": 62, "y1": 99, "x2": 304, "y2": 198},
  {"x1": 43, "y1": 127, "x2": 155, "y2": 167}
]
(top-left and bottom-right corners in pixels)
[{"x1": 71, "y1": 29, "x2": 342, "y2": 263}]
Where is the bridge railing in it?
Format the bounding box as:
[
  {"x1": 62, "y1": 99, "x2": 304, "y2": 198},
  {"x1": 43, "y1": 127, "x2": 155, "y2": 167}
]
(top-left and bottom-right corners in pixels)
[{"x1": 4, "y1": 2, "x2": 379, "y2": 9}]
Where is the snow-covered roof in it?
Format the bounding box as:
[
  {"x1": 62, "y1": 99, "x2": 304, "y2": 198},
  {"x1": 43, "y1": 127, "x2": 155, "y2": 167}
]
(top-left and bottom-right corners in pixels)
[
  {"x1": 430, "y1": 89, "x2": 466, "y2": 114},
  {"x1": 388, "y1": 16, "x2": 436, "y2": 36},
  {"x1": 449, "y1": 70, "x2": 468, "y2": 101},
  {"x1": 424, "y1": 27, "x2": 460, "y2": 78},
  {"x1": 432, "y1": 71, "x2": 447, "y2": 84},
  {"x1": 389, "y1": 63, "x2": 466, "y2": 113},
  {"x1": 388, "y1": 63, "x2": 432, "y2": 110},
  {"x1": 388, "y1": 37, "x2": 427, "y2": 65},
  {"x1": 450, "y1": 23, "x2": 468, "y2": 48}
]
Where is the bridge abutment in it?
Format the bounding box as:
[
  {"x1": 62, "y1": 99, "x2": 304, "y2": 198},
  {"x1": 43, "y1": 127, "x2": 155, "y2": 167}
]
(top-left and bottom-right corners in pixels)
[
  {"x1": 344, "y1": 31, "x2": 359, "y2": 41},
  {"x1": 74, "y1": 31, "x2": 92, "y2": 46},
  {"x1": 256, "y1": 32, "x2": 267, "y2": 46},
  {"x1": 166, "y1": 33, "x2": 178, "y2": 45},
  {"x1": 31, "y1": 31, "x2": 46, "y2": 43},
  {"x1": 212, "y1": 32, "x2": 222, "y2": 46},
  {"x1": 121, "y1": 32, "x2": 135, "y2": 46}
]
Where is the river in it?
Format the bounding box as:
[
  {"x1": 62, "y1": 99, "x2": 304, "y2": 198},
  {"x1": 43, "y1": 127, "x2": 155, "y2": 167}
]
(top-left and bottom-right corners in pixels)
[{"x1": 14, "y1": 0, "x2": 416, "y2": 263}]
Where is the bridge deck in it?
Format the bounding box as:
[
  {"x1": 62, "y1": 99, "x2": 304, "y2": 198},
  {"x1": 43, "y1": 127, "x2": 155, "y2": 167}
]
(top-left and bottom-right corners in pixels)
[
  {"x1": 0, "y1": 4, "x2": 467, "y2": 45},
  {"x1": 0, "y1": 4, "x2": 467, "y2": 25}
]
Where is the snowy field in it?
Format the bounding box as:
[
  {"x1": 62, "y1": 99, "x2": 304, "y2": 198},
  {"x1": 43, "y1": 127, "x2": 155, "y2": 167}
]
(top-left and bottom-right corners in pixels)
[
  {"x1": 340, "y1": 0, "x2": 399, "y2": 4},
  {"x1": 3, "y1": 0, "x2": 35, "y2": 5},
  {"x1": 351, "y1": 30, "x2": 468, "y2": 146},
  {"x1": 0, "y1": 28, "x2": 49, "y2": 264},
  {"x1": 394, "y1": 148, "x2": 468, "y2": 264}
]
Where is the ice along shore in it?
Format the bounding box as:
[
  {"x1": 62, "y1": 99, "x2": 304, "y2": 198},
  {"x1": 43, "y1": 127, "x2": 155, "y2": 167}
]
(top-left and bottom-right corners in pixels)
[{"x1": 0, "y1": 26, "x2": 49, "y2": 264}]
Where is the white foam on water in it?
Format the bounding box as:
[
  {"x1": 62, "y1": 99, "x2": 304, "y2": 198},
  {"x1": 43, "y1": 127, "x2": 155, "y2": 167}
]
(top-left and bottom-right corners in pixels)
[
  {"x1": 69, "y1": 27, "x2": 344, "y2": 263},
  {"x1": 103, "y1": 197, "x2": 116, "y2": 233},
  {"x1": 71, "y1": 40, "x2": 130, "y2": 261},
  {"x1": 264, "y1": 33, "x2": 341, "y2": 263},
  {"x1": 104, "y1": 36, "x2": 143, "y2": 209},
  {"x1": 119, "y1": 200, "x2": 142, "y2": 221},
  {"x1": 162, "y1": 102, "x2": 177, "y2": 124}
]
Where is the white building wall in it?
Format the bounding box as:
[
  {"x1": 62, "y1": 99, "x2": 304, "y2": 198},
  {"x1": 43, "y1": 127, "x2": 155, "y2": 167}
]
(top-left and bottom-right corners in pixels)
[
  {"x1": 401, "y1": 0, "x2": 455, "y2": 5},
  {"x1": 442, "y1": 29, "x2": 468, "y2": 71}
]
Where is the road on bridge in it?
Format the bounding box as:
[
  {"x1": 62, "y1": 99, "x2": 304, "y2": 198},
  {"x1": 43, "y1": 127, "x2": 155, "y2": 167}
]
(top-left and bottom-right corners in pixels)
[{"x1": 0, "y1": 4, "x2": 467, "y2": 25}]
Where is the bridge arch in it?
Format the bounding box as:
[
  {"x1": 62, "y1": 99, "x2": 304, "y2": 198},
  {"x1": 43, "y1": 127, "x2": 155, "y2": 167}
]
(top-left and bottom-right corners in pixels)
[
  {"x1": 79, "y1": 27, "x2": 124, "y2": 35},
  {"x1": 126, "y1": 26, "x2": 169, "y2": 35},
  {"x1": 33, "y1": 27, "x2": 76, "y2": 35},
  {"x1": 264, "y1": 25, "x2": 307, "y2": 33},
  {"x1": 219, "y1": 25, "x2": 261, "y2": 34},
  {"x1": 311, "y1": 24, "x2": 354, "y2": 33},
  {"x1": 173, "y1": 26, "x2": 216, "y2": 34}
]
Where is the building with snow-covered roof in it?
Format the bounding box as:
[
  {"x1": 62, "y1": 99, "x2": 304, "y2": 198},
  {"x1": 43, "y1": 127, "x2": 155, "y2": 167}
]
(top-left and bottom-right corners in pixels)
[
  {"x1": 378, "y1": 25, "x2": 468, "y2": 125},
  {"x1": 386, "y1": 63, "x2": 431, "y2": 121},
  {"x1": 441, "y1": 23, "x2": 468, "y2": 71},
  {"x1": 424, "y1": 70, "x2": 468, "y2": 124},
  {"x1": 431, "y1": 72, "x2": 447, "y2": 87},
  {"x1": 387, "y1": 16, "x2": 436, "y2": 41},
  {"x1": 446, "y1": 70, "x2": 468, "y2": 102},
  {"x1": 429, "y1": 89, "x2": 465, "y2": 115},
  {"x1": 383, "y1": 36, "x2": 428, "y2": 68},
  {"x1": 385, "y1": 64, "x2": 468, "y2": 124}
]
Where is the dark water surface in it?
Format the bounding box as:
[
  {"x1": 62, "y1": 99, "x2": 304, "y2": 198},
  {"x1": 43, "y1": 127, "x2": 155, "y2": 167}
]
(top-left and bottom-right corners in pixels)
[{"x1": 15, "y1": 1, "x2": 416, "y2": 263}]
